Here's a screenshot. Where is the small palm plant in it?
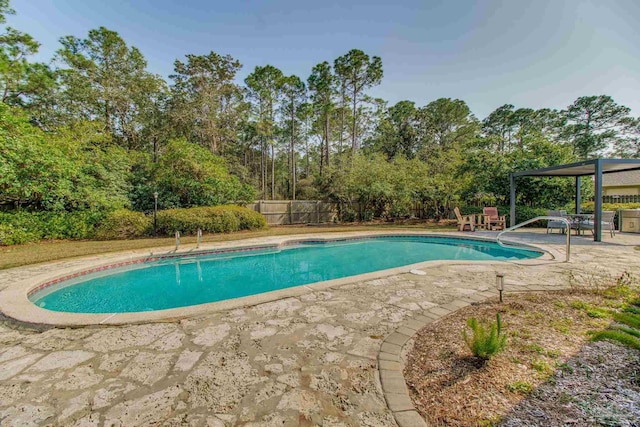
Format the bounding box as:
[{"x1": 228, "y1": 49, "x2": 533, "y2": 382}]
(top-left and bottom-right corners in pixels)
[{"x1": 463, "y1": 313, "x2": 507, "y2": 360}]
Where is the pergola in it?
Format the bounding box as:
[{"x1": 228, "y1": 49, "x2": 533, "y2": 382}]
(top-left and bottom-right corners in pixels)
[{"x1": 510, "y1": 158, "x2": 640, "y2": 242}]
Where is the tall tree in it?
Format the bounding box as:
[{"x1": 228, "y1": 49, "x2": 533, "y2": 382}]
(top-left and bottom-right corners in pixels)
[
  {"x1": 614, "y1": 117, "x2": 640, "y2": 158},
  {"x1": 170, "y1": 52, "x2": 244, "y2": 154},
  {"x1": 563, "y1": 95, "x2": 630, "y2": 159},
  {"x1": 482, "y1": 104, "x2": 515, "y2": 152},
  {"x1": 370, "y1": 100, "x2": 419, "y2": 160},
  {"x1": 0, "y1": 28, "x2": 55, "y2": 109},
  {"x1": 244, "y1": 65, "x2": 284, "y2": 199},
  {"x1": 307, "y1": 61, "x2": 334, "y2": 173},
  {"x1": 418, "y1": 98, "x2": 478, "y2": 154},
  {"x1": 280, "y1": 75, "x2": 305, "y2": 199},
  {"x1": 334, "y1": 49, "x2": 382, "y2": 152},
  {"x1": 0, "y1": 0, "x2": 13, "y2": 24},
  {"x1": 56, "y1": 27, "x2": 165, "y2": 149}
]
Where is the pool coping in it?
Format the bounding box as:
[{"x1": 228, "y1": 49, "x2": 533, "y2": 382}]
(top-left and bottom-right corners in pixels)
[{"x1": 0, "y1": 231, "x2": 557, "y2": 327}]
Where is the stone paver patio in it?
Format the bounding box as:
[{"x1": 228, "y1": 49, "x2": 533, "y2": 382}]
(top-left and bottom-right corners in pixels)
[{"x1": 0, "y1": 231, "x2": 638, "y2": 426}]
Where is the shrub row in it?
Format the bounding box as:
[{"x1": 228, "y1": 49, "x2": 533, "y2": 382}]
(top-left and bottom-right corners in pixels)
[
  {"x1": 0, "y1": 210, "x2": 106, "y2": 245},
  {"x1": 94, "y1": 209, "x2": 151, "y2": 240},
  {"x1": 155, "y1": 205, "x2": 267, "y2": 235},
  {"x1": 0, "y1": 205, "x2": 267, "y2": 245}
]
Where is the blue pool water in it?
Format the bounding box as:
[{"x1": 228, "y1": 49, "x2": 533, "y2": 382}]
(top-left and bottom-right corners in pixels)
[{"x1": 31, "y1": 236, "x2": 541, "y2": 314}]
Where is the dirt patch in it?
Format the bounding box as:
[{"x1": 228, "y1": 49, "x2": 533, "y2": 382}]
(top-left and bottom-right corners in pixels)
[{"x1": 404, "y1": 290, "x2": 637, "y2": 426}]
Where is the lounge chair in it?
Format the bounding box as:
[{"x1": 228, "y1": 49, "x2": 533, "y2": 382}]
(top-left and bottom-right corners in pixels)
[
  {"x1": 454, "y1": 207, "x2": 475, "y2": 231},
  {"x1": 547, "y1": 210, "x2": 568, "y2": 234},
  {"x1": 483, "y1": 207, "x2": 506, "y2": 231},
  {"x1": 579, "y1": 211, "x2": 616, "y2": 238}
]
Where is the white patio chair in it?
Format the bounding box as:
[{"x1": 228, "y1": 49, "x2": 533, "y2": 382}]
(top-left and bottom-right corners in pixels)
[
  {"x1": 546, "y1": 210, "x2": 568, "y2": 234},
  {"x1": 580, "y1": 211, "x2": 616, "y2": 238}
]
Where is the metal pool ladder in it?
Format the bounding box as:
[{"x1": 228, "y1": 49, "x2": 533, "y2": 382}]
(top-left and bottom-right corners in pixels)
[{"x1": 496, "y1": 216, "x2": 571, "y2": 262}]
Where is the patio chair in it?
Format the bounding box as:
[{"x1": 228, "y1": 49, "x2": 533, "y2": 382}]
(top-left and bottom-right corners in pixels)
[
  {"x1": 454, "y1": 207, "x2": 475, "y2": 231},
  {"x1": 547, "y1": 210, "x2": 568, "y2": 234},
  {"x1": 579, "y1": 211, "x2": 616, "y2": 238},
  {"x1": 483, "y1": 207, "x2": 506, "y2": 231}
]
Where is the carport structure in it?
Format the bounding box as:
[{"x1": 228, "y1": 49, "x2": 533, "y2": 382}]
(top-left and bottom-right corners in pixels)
[{"x1": 510, "y1": 158, "x2": 640, "y2": 241}]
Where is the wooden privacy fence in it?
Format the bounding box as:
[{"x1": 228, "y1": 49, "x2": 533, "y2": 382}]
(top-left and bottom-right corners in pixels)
[{"x1": 246, "y1": 200, "x2": 337, "y2": 225}]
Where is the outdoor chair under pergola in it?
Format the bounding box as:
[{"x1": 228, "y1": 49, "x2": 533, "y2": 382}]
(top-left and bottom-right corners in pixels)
[{"x1": 509, "y1": 158, "x2": 640, "y2": 242}]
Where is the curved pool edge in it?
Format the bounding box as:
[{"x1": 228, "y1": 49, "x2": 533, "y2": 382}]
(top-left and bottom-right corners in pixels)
[{"x1": 0, "y1": 231, "x2": 555, "y2": 327}]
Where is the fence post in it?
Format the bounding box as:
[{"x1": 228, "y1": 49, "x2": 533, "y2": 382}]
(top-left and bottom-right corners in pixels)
[
  {"x1": 316, "y1": 201, "x2": 320, "y2": 223},
  {"x1": 288, "y1": 200, "x2": 293, "y2": 225}
]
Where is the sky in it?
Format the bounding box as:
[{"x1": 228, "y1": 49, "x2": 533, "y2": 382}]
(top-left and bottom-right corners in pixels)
[{"x1": 8, "y1": 0, "x2": 640, "y2": 119}]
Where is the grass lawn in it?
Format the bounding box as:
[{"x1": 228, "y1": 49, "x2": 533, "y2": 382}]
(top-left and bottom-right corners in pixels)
[{"x1": 0, "y1": 222, "x2": 453, "y2": 270}]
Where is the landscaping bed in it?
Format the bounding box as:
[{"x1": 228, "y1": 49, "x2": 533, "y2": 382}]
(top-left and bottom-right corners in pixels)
[{"x1": 404, "y1": 285, "x2": 640, "y2": 426}]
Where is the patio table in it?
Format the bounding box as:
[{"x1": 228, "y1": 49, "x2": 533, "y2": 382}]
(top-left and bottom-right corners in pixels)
[{"x1": 567, "y1": 214, "x2": 594, "y2": 235}]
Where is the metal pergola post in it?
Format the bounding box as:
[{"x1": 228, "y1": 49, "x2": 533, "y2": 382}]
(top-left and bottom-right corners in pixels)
[
  {"x1": 509, "y1": 174, "x2": 516, "y2": 227},
  {"x1": 575, "y1": 176, "x2": 581, "y2": 215},
  {"x1": 594, "y1": 159, "x2": 603, "y2": 242}
]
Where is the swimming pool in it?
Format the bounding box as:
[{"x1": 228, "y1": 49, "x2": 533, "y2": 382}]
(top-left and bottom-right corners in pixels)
[{"x1": 30, "y1": 235, "x2": 542, "y2": 314}]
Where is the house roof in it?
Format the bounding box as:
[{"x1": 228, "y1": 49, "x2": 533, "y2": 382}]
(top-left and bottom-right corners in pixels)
[{"x1": 602, "y1": 169, "x2": 640, "y2": 187}]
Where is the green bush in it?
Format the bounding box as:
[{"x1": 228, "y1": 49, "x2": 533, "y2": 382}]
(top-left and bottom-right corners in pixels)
[
  {"x1": 223, "y1": 205, "x2": 268, "y2": 230},
  {"x1": 156, "y1": 205, "x2": 266, "y2": 235},
  {"x1": 0, "y1": 210, "x2": 106, "y2": 245},
  {"x1": 578, "y1": 202, "x2": 640, "y2": 212},
  {"x1": 95, "y1": 209, "x2": 151, "y2": 240},
  {"x1": 463, "y1": 313, "x2": 508, "y2": 360}
]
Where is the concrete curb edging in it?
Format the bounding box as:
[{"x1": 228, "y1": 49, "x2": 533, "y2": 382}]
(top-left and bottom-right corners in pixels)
[{"x1": 377, "y1": 289, "x2": 500, "y2": 427}]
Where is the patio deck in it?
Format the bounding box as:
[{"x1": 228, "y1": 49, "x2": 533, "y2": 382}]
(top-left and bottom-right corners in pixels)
[{"x1": 0, "y1": 230, "x2": 638, "y2": 426}]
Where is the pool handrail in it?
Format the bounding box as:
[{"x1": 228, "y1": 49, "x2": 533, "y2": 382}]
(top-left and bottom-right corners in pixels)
[{"x1": 497, "y1": 216, "x2": 571, "y2": 262}]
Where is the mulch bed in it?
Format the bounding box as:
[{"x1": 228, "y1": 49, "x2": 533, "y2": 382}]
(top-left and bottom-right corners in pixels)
[{"x1": 404, "y1": 290, "x2": 639, "y2": 427}]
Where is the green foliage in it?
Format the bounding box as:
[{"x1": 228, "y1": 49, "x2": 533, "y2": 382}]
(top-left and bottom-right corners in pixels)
[
  {"x1": 156, "y1": 205, "x2": 266, "y2": 235},
  {"x1": 0, "y1": 210, "x2": 105, "y2": 245},
  {"x1": 564, "y1": 95, "x2": 630, "y2": 159},
  {"x1": 170, "y1": 51, "x2": 244, "y2": 153},
  {"x1": 623, "y1": 305, "x2": 640, "y2": 315},
  {"x1": 579, "y1": 202, "x2": 640, "y2": 212},
  {"x1": 506, "y1": 381, "x2": 533, "y2": 394},
  {"x1": 612, "y1": 312, "x2": 640, "y2": 330},
  {"x1": 531, "y1": 358, "x2": 552, "y2": 374},
  {"x1": 591, "y1": 330, "x2": 640, "y2": 350},
  {"x1": 131, "y1": 139, "x2": 256, "y2": 211},
  {"x1": 0, "y1": 104, "x2": 131, "y2": 211},
  {"x1": 462, "y1": 313, "x2": 507, "y2": 360},
  {"x1": 220, "y1": 205, "x2": 268, "y2": 230},
  {"x1": 570, "y1": 300, "x2": 588, "y2": 310},
  {"x1": 612, "y1": 326, "x2": 640, "y2": 338},
  {"x1": 95, "y1": 209, "x2": 151, "y2": 240},
  {"x1": 56, "y1": 26, "x2": 167, "y2": 149}
]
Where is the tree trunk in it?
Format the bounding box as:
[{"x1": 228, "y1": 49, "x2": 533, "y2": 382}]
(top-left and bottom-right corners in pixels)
[
  {"x1": 260, "y1": 139, "x2": 266, "y2": 197},
  {"x1": 291, "y1": 103, "x2": 296, "y2": 201},
  {"x1": 351, "y1": 90, "x2": 358, "y2": 152},
  {"x1": 325, "y1": 113, "x2": 330, "y2": 166},
  {"x1": 271, "y1": 143, "x2": 275, "y2": 200},
  {"x1": 152, "y1": 137, "x2": 158, "y2": 163}
]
